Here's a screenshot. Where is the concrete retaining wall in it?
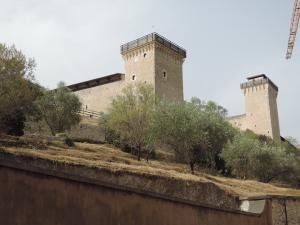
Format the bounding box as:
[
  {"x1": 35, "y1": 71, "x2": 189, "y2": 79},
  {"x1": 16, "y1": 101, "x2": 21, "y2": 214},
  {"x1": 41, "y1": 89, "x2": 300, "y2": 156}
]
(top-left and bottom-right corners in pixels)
[
  {"x1": 0, "y1": 166, "x2": 272, "y2": 225},
  {"x1": 0, "y1": 151, "x2": 274, "y2": 225}
]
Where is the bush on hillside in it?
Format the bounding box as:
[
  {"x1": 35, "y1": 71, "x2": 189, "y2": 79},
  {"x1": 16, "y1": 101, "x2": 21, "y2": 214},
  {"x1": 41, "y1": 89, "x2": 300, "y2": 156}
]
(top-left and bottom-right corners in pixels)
[
  {"x1": 152, "y1": 100, "x2": 208, "y2": 173},
  {"x1": 64, "y1": 136, "x2": 75, "y2": 147},
  {"x1": 190, "y1": 98, "x2": 237, "y2": 171},
  {"x1": 220, "y1": 133, "x2": 300, "y2": 184},
  {"x1": 105, "y1": 83, "x2": 156, "y2": 161},
  {"x1": 35, "y1": 82, "x2": 82, "y2": 136}
]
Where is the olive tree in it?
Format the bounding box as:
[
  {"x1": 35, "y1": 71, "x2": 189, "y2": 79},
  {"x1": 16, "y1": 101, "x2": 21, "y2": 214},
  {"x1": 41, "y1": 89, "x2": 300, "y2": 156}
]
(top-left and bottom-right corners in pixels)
[
  {"x1": 36, "y1": 82, "x2": 82, "y2": 136},
  {"x1": 106, "y1": 82, "x2": 156, "y2": 161},
  {"x1": 190, "y1": 98, "x2": 237, "y2": 171},
  {"x1": 153, "y1": 100, "x2": 207, "y2": 173},
  {"x1": 280, "y1": 138, "x2": 300, "y2": 187},
  {"x1": 221, "y1": 134, "x2": 264, "y2": 179},
  {"x1": 221, "y1": 133, "x2": 288, "y2": 182}
]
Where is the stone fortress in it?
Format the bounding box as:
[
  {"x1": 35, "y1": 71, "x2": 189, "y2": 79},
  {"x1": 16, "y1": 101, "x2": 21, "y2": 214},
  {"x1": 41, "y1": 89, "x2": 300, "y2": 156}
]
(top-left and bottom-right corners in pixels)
[
  {"x1": 68, "y1": 32, "x2": 281, "y2": 141},
  {"x1": 68, "y1": 33, "x2": 185, "y2": 113}
]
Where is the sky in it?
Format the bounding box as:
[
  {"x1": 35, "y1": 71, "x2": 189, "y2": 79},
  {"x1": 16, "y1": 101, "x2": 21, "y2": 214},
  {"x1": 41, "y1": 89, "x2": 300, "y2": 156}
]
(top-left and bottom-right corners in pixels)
[{"x1": 1, "y1": 0, "x2": 299, "y2": 142}]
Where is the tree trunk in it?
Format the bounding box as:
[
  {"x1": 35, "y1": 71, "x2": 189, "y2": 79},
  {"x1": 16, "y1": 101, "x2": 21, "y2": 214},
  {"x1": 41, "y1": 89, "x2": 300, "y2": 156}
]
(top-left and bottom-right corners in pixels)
[
  {"x1": 146, "y1": 150, "x2": 149, "y2": 163},
  {"x1": 190, "y1": 162, "x2": 194, "y2": 174},
  {"x1": 137, "y1": 146, "x2": 141, "y2": 161}
]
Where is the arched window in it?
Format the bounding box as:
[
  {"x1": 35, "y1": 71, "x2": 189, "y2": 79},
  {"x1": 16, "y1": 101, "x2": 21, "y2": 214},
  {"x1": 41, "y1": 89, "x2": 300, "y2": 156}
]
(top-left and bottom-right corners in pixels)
[{"x1": 132, "y1": 75, "x2": 136, "y2": 81}]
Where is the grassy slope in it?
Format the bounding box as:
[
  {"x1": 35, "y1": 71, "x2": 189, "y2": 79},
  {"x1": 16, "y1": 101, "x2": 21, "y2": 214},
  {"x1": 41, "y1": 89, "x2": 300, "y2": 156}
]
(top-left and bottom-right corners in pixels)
[{"x1": 1, "y1": 135, "x2": 300, "y2": 198}]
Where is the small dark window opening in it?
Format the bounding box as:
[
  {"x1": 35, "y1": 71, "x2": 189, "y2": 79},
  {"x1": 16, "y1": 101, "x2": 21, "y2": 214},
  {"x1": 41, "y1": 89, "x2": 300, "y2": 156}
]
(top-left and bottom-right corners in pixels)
[
  {"x1": 143, "y1": 53, "x2": 147, "y2": 58},
  {"x1": 132, "y1": 75, "x2": 136, "y2": 80},
  {"x1": 163, "y1": 71, "x2": 167, "y2": 79}
]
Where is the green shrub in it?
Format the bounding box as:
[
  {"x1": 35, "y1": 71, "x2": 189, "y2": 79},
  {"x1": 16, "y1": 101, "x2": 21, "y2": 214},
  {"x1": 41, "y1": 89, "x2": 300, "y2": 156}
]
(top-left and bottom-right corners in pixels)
[
  {"x1": 105, "y1": 83, "x2": 156, "y2": 161},
  {"x1": 35, "y1": 82, "x2": 82, "y2": 136},
  {"x1": 221, "y1": 133, "x2": 295, "y2": 183}
]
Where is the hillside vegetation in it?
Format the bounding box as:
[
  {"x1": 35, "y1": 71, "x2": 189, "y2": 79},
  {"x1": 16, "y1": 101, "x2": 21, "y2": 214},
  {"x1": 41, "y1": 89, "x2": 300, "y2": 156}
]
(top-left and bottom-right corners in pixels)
[
  {"x1": 1, "y1": 42, "x2": 300, "y2": 194},
  {"x1": 1, "y1": 134, "x2": 300, "y2": 198}
]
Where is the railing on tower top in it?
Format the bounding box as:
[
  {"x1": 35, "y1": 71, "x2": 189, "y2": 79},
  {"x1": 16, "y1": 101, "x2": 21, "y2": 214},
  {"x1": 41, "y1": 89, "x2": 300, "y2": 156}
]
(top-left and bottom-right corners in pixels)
[{"x1": 120, "y1": 33, "x2": 186, "y2": 58}]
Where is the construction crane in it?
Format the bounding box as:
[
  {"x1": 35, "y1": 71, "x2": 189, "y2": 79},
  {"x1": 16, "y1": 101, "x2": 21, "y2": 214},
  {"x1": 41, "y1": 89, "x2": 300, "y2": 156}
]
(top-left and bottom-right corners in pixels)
[{"x1": 286, "y1": 0, "x2": 300, "y2": 59}]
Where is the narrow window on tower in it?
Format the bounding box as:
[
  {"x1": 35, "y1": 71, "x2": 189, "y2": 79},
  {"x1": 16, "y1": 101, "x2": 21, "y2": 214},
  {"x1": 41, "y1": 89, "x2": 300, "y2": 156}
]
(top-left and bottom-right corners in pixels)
[
  {"x1": 132, "y1": 75, "x2": 136, "y2": 81},
  {"x1": 162, "y1": 70, "x2": 167, "y2": 80},
  {"x1": 143, "y1": 53, "x2": 147, "y2": 58}
]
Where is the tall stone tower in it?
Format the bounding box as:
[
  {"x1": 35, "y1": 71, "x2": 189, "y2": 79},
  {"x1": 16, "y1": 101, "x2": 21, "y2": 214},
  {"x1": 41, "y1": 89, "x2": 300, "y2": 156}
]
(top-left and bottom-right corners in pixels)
[
  {"x1": 120, "y1": 33, "x2": 186, "y2": 101},
  {"x1": 240, "y1": 74, "x2": 280, "y2": 141}
]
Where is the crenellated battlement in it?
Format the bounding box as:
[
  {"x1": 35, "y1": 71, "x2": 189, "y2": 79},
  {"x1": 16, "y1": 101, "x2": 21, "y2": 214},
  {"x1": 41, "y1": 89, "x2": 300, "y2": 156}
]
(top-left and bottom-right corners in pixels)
[{"x1": 240, "y1": 74, "x2": 278, "y2": 91}]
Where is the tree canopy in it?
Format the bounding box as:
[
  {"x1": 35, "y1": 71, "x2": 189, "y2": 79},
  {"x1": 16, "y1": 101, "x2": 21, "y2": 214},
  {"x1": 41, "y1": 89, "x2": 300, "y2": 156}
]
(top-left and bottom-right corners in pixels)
[
  {"x1": 105, "y1": 82, "x2": 156, "y2": 161},
  {"x1": 0, "y1": 43, "x2": 38, "y2": 135},
  {"x1": 36, "y1": 82, "x2": 82, "y2": 136}
]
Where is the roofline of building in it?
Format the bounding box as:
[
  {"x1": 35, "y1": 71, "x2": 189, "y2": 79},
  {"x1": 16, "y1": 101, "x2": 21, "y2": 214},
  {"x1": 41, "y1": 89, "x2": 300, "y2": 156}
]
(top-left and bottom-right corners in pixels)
[
  {"x1": 120, "y1": 32, "x2": 186, "y2": 58},
  {"x1": 226, "y1": 114, "x2": 246, "y2": 120},
  {"x1": 247, "y1": 74, "x2": 267, "y2": 80},
  {"x1": 67, "y1": 73, "x2": 124, "y2": 92}
]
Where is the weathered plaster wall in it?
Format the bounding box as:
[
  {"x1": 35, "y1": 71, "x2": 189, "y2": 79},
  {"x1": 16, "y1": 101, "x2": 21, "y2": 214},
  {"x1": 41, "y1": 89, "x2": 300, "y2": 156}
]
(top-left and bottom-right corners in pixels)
[{"x1": 0, "y1": 166, "x2": 272, "y2": 225}]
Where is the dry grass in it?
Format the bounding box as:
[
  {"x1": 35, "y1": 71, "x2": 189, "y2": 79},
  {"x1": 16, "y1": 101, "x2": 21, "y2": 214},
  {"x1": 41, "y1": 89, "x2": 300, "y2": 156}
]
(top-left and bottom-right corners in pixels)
[
  {"x1": 80, "y1": 117, "x2": 99, "y2": 126},
  {"x1": 1, "y1": 135, "x2": 300, "y2": 198}
]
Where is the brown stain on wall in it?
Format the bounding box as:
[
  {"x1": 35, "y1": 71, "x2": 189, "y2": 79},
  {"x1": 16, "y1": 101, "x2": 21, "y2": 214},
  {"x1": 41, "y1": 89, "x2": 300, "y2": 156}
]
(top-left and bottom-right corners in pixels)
[{"x1": 0, "y1": 166, "x2": 272, "y2": 225}]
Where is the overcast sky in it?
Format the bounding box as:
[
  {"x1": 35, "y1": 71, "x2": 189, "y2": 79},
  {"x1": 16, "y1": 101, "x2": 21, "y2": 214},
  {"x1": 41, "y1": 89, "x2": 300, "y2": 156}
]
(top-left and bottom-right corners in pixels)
[{"x1": 1, "y1": 0, "x2": 299, "y2": 141}]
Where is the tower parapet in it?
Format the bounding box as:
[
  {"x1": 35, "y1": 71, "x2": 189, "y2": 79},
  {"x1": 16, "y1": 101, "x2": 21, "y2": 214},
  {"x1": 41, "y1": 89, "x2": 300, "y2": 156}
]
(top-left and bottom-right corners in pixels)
[
  {"x1": 120, "y1": 33, "x2": 186, "y2": 58},
  {"x1": 240, "y1": 74, "x2": 278, "y2": 92}
]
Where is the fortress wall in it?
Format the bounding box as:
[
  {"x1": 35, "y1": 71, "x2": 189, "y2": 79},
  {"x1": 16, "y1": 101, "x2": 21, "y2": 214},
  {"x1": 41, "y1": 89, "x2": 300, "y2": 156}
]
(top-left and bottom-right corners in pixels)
[
  {"x1": 227, "y1": 114, "x2": 248, "y2": 131},
  {"x1": 73, "y1": 78, "x2": 125, "y2": 113},
  {"x1": 0, "y1": 165, "x2": 272, "y2": 225}
]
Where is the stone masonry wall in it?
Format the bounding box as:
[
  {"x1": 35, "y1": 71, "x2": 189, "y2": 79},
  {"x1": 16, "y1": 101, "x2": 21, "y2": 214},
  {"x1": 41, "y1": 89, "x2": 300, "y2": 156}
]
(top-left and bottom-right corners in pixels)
[
  {"x1": 271, "y1": 198, "x2": 300, "y2": 225},
  {"x1": 155, "y1": 42, "x2": 184, "y2": 102}
]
